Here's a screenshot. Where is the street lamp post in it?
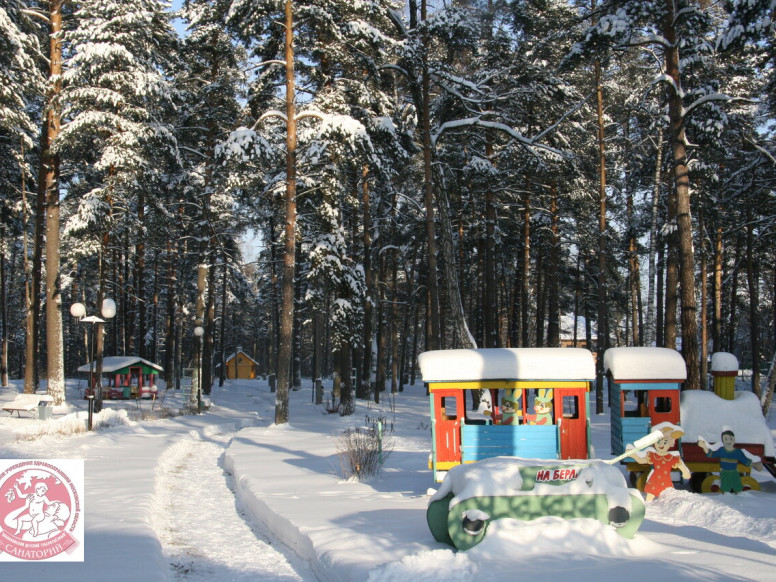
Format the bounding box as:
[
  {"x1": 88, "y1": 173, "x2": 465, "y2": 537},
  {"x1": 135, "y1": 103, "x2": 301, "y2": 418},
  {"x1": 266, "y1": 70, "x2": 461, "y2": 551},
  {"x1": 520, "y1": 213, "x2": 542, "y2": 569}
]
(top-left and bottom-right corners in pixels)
[
  {"x1": 194, "y1": 324, "x2": 204, "y2": 414},
  {"x1": 71, "y1": 298, "x2": 116, "y2": 424}
]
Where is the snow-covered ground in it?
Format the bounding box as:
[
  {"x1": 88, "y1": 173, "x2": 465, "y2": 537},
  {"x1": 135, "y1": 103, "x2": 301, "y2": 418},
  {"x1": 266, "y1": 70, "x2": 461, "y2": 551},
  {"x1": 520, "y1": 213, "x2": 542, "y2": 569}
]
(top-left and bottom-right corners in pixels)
[{"x1": 1, "y1": 376, "x2": 775, "y2": 581}]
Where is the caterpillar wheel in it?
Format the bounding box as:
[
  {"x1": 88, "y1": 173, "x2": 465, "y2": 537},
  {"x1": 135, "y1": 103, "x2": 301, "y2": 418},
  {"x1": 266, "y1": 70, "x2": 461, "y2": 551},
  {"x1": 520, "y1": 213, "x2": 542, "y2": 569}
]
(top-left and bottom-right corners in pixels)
[
  {"x1": 700, "y1": 474, "x2": 760, "y2": 493},
  {"x1": 701, "y1": 474, "x2": 720, "y2": 493}
]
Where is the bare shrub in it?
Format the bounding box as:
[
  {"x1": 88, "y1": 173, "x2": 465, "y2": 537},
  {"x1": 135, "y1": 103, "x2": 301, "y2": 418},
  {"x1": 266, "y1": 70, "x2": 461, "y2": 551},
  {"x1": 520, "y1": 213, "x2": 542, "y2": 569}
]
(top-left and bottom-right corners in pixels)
[{"x1": 336, "y1": 421, "x2": 392, "y2": 481}]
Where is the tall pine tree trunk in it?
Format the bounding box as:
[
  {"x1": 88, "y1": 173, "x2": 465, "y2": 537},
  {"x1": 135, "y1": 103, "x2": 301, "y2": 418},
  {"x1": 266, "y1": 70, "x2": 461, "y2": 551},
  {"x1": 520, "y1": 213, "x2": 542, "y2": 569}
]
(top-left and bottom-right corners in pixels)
[
  {"x1": 203, "y1": 249, "x2": 217, "y2": 395},
  {"x1": 0, "y1": 233, "x2": 8, "y2": 387},
  {"x1": 420, "y1": 0, "x2": 441, "y2": 351},
  {"x1": 219, "y1": 254, "x2": 228, "y2": 387},
  {"x1": 375, "y1": 247, "x2": 387, "y2": 403},
  {"x1": 163, "y1": 239, "x2": 177, "y2": 387},
  {"x1": 645, "y1": 129, "x2": 663, "y2": 346},
  {"x1": 712, "y1": 222, "x2": 723, "y2": 353},
  {"x1": 663, "y1": 1, "x2": 700, "y2": 390},
  {"x1": 546, "y1": 186, "x2": 560, "y2": 347},
  {"x1": 194, "y1": 235, "x2": 208, "y2": 408},
  {"x1": 699, "y1": 205, "x2": 709, "y2": 387},
  {"x1": 627, "y1": 183, "x2": 642, "y2": 345},
  {"x1": 484, "y1": 142, "x2": 498, "y2": 348},
  {"x1": 726, "y1": 239, "x2": 742, "y2": 352},
  {"x1": 656, "y1": 243, "x2": 665, "y2": 347},
  {"x1": 435, "y1": 174, "x2": 476, "y2": 349},
  {"x1": 23, "y1": 136, "x2": 41, "y2": 394},
  {"x1": 276, "y1": 0, "x2": 297, "y2": 423},
  {"x1": 44, "y1": 0, "x2": 65, "y2": 405},
  {"x1": 664, "y1": 174, "x2": 679, "y2": 350},
  {"x1": 521, "y1": 180, "x2": 531, "y2": 347},
  {"x1": 535, "y1": 254, "x2": 545, "y2": 347},
  {"x1": 94, "y1": 240, "x2": 108, "y2": 412},
  {"x1": 136, "y1": 191, "x2": 147, "y2": 359},
  {"x1": 360, "y1": 165, "x2": 374, "y2": 398},
  {"x1": 746, "y1": 212, "x2": 761, "y2": 397},
  {"x1": 595, "y1": 57, "x2": 608, "y2": 414}
]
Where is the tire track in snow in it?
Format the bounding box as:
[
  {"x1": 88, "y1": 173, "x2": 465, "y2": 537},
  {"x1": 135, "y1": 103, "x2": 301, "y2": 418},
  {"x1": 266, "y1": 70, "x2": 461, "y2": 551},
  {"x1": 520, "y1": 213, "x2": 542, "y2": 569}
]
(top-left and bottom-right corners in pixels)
[{"x1": 155, "y1": 429, "x2": 317, "y2": 581}]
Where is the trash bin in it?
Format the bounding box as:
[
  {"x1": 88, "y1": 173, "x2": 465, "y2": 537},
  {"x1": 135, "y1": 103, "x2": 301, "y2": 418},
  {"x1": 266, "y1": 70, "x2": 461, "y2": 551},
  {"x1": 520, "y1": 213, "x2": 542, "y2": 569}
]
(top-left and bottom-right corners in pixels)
[
  {"x1": 38, "y1": 401, "x2": 52, "y2": 420},
  {"x1": 123, "y1": 386, "x2": 131, "y2": 399}
]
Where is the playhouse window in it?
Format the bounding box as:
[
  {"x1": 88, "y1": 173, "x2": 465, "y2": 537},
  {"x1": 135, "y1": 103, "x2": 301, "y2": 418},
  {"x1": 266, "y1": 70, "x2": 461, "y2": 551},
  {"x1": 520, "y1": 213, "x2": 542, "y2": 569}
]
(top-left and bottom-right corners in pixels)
[
  {"x1": 441, "y1": 396, "x2": 458, "y2": 421},
  {"x1": 622, "y1": 391, "x2": 646, "y2": 417},
  {"x1": 562, "y1": 395, "x2": 579, "y2": 419},
  {"x1": 653, "y1": 396, "x2": 673, "y2": 413}
]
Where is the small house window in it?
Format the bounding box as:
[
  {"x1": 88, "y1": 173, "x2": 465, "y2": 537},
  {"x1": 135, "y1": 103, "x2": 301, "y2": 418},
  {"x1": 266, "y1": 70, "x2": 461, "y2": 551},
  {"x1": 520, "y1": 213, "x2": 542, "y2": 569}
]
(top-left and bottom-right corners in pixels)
[
  {"x1": 562, "y1": 395, "x2": 579, "y2": 419},
  {"x1": 441, "y1": 396, "x2": 458, "y2": 421},
  {"x1": 653, "y1": 396, "x2": 672, "y2": 413}
]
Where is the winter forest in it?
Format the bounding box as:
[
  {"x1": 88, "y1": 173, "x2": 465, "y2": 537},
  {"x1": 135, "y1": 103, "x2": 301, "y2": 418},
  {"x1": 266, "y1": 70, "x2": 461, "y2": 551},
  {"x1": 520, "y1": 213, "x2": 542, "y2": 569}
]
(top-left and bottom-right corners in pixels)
[{"x1": 1, "y1": 0, "x2": 775, "y2": 422}]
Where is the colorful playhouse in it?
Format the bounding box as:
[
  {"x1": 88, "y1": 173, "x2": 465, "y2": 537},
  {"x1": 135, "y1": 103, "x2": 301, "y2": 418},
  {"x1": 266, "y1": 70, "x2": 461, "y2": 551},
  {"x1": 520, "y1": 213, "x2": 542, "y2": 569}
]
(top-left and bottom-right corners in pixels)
[
  {"x1": 418, "y1": 347, "x2": 596, "y2": 482},
  {"x1": 606, "y1": 347, "x2": 775, "y2": 492},
  {"x1": 79, "y1": 356, "x2": 163, "y2": 399}
]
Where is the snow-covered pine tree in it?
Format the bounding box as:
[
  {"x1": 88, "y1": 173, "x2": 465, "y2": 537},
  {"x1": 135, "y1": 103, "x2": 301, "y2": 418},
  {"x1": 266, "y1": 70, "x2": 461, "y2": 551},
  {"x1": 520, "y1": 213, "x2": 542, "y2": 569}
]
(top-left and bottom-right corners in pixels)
[
  {"x1": 176, "y1": 0, "x2": 247, "y2": 401},
  {"x1": 0, "y1": 1, "x2": 44, "y2": 390},
  {"x1": 0, "y1": 2, "x2": 41, "y2": 168},
  {"x1": 568, "y1": 0, "x2": 775, "y2": 391},
  {"x1": 57, "y1": 0, "x2": 179, "y2": 409},
  {"x1": 226, "y1": 0, "x2": 409, "y2": 416},
  {"x1": 714, "y1": 0, "x2": 775, "y2": 411}
]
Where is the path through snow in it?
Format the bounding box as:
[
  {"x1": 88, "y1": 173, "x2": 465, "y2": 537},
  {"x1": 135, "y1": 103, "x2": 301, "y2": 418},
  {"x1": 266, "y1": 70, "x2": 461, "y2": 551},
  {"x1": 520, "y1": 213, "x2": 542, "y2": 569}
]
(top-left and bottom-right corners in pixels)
[{"x1": 154, "y1": 427, "x2": 317, "y2": 581}]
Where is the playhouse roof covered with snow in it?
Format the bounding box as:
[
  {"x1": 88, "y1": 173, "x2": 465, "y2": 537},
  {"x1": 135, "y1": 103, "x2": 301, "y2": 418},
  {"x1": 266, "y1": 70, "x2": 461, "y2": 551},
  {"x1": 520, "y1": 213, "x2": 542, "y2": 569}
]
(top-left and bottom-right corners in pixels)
[
  {"x1": 418, "y1": 347, "x2": 596, "y2": 382},
  {"x1": 604, "y1": 347, "x2": 687, "y2": 381},
  {"x1": 77, "y1": 356, "x2": 163, "y2": 374}
]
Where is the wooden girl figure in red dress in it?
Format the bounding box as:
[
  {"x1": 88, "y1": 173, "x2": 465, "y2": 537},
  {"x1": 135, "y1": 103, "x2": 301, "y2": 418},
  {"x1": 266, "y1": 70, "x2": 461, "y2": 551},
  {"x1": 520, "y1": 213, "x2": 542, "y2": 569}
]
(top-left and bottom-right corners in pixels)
[{"x1": 627, "y1": 421, "x2": 691, "y2": 501}]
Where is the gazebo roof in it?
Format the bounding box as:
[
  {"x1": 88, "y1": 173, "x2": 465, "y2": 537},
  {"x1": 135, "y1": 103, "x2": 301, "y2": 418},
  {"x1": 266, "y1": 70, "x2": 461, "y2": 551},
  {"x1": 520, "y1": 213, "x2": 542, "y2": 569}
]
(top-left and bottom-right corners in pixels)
[{"x1": 77, "y1": 356, "x2": 163, "y2": 374}]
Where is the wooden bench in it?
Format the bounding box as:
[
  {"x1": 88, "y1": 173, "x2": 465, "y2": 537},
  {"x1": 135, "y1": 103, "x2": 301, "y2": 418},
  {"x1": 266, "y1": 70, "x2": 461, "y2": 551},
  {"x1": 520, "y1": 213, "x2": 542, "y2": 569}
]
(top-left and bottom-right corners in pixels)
[{"x1": 2, "y1": 393, "x2": 55, "y2": 417}]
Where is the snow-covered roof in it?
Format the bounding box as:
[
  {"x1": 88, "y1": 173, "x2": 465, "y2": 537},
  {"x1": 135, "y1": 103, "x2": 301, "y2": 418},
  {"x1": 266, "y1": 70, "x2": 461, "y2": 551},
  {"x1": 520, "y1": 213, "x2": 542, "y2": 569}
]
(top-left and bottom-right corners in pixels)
[
  {"x1": 225, "y1": 351, "x2": 259, "y2": 365},
  {"x1": 77, "y1": 356, "x2": 163, "y2": 374},
  {"x1": 710, "y1": 352, "x2": 739, "y2": 373},
  {"x1": 603, "y1": 347, "x2": 686, "y2": 381},
  {"x1": 418, "y1": 348, "x2": 595, "y2": 382},
  {"x1": 680, "y1": 390, "x2": 774, "y2": 457}
]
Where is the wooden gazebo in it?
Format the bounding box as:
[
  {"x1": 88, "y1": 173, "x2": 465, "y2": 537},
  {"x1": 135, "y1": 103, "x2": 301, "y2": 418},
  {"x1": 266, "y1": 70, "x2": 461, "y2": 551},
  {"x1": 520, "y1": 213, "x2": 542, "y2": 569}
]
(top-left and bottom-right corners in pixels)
[{"x1": 78, "y1": 356, "x2": 163, "y2": 399}]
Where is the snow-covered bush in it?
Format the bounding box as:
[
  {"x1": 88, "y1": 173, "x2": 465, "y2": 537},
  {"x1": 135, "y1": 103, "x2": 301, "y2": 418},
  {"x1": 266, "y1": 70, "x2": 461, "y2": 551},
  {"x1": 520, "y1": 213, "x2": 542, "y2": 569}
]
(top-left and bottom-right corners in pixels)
[{"x1": 336, "y1": 420, "x2": 392, "y2": 481}]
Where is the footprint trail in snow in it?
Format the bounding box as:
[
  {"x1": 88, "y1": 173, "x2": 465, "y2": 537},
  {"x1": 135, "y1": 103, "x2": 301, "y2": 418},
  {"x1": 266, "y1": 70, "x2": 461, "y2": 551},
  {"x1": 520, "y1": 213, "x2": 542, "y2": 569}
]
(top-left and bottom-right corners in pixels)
[{"x1": 156, "y1": 430, "x2": 317, "y2": 581}]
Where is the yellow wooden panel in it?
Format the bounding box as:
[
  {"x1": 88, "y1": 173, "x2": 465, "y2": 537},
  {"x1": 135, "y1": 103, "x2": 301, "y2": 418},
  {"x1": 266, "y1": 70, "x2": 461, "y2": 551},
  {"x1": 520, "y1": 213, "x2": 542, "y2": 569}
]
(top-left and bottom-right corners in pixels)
[{"x1": 427, "y1": 380, "x2": 589, "y2": 391}]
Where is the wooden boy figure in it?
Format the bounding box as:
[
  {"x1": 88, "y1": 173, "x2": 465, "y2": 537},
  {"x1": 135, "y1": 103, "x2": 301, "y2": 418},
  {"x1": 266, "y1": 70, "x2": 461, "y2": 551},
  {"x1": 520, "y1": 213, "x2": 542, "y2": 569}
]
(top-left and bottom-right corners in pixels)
[{"x1": 698, "y1": 428, "x2": 763, "y2": 493}]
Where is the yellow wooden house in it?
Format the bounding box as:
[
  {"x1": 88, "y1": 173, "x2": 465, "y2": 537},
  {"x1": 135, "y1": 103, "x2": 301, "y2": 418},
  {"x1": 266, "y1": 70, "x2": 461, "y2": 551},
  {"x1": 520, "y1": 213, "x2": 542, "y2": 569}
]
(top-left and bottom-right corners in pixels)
[{"x1": 223, "y1": 350, "x2": 259, "y2": 380}]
